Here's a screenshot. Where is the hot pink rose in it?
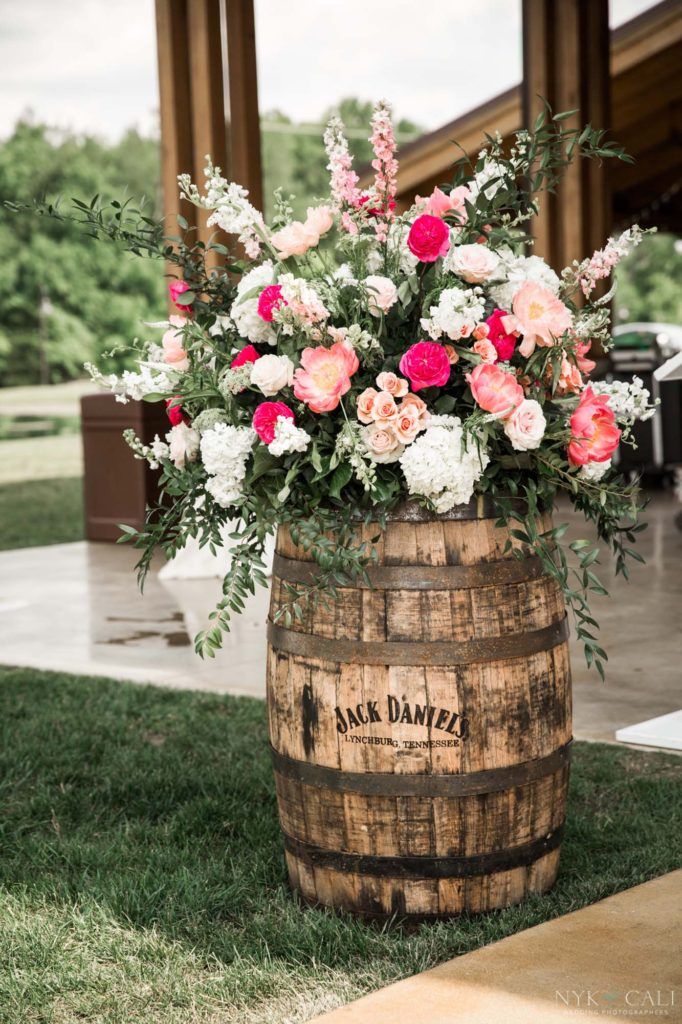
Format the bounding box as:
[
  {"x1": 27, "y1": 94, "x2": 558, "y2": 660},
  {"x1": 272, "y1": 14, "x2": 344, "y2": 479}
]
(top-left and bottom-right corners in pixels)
[
  {"x1": 567, "y1": 387, "x2": 621, "y2": 466},
  {"x1": 399, "y1": 341, "x2": 450, "y2": 391},
  {"x1": 466, "y1": 363, "x2": 524, "y2": 419},
  {"x1": 293, "y1": 340, "x2": 359, "y2": 414},
  {"x1": 375, "y1": 371, "x2": 408, "y2": 397},
  {"x1": 257, "y1": 285, "x2": 286, "y2": 323},
  {"x1": 231, "y1": 344, "x2": 261, "y2": 368},
  {"x1": 169, "y1": 280, "x2": 193, "y2": 311},
  {"x1": 162, "y1": 315, "x2": 190, "y2": 371},
  {"x1": 504, "y1": 282, "x2": 572, "y2": 357},
  {"x1": 407, "y1": 214, "x2": 451, "y2": 263},
  {"x1": 486, "y1": 308, "x2": 518, "y2": 362},
  {"x1": 252, "y1": 401, "x2": 295, "y2": 445}
]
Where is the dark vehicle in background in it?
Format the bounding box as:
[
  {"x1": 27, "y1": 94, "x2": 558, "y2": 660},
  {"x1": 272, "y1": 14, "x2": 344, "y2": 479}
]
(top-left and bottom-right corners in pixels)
[{"x1": 606, "y1": 323, "x2": 682, "y2": 478}]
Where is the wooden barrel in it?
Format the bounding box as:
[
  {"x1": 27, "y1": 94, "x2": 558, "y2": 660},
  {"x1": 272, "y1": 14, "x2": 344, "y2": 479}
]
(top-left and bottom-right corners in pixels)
[{"x1": 266, "y1": 498, "x2": 572, "y2": 918}]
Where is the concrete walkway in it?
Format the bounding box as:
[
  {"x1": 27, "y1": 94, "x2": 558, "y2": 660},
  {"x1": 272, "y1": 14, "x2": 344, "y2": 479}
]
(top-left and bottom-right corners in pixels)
[
  {"x1": 0, "y1": 492, "x2": 680, "y2": 740},
  {"x1": 310, "y1": 871, "x2": 682, "y2": 1023}
]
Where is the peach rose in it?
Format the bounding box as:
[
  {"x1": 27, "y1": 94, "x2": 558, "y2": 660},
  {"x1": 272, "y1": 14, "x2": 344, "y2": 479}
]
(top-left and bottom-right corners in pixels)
[
  {"x1": 372, "y1": 390, "x2": 398, "y2": 425},
  {"x1": 466, "y1": 362, "x2": 524, "y2": 419},
  {"x1": 443, "y1": 344, "x2": 459, "y2": 365},
  {"x1": 293, "y1": 340, "x2": 359, "y2": 414},
  {"x1": 162, "y1": 315, "x2": 190, "y2": 371},
  {"x1": 504, "y1": 282, "x2": 572, "y2": 358},
  {"x1": 356, "y1": 387, "x2": 378, "y2": 424},
  {"x1": 472, "y1": 323, "x2": 490, "y2": 341},
  {"x1": 447, "y1": 243, "x2": 499, "y2": 283},
  {"x1": 364, "y1": 275, "x2": 398, "y2": 316},
  {"x1": 473, "y1": 338, "x2": 498, "y2": 364},
  {"x1": 567, "y1": 387, "x2": 621, "y2": 466},
  {"x1": 376, "y1": 371, "x2": 408, "y2": 397},
  {"x1": 504, "y1": 399, "x2": 546, "y2": 451},
  {"x1": 393, "y1": 403, "x2": 423, "y2": 443},
  {"x1": 362, "y1": 423, "x2": 404, "y2": 463},
  {"x1": 401, "y1": 393, "x2": 429, "y2": 420}
]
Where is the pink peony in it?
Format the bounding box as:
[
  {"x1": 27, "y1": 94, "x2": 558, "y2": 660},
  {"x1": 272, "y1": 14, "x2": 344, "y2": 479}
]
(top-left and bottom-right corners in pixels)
[
  {"x1": 304, "y1": 205, "x2": 334, "y2": 237},
  {"x1": 293, "y1": 340, "x2": 359, "y2": 414},
  {"x1": 407, "y1": 214, "x2": 451, "y2": 263},
  {"x1": 375, "y1": 371, "x2": 408, "y2": 397},
  {"x1": 252, "y1": 401, "x2": 295, "y2": 445},
  {"x1": 504, "y1": 282, "x2": 572, "y2": 357},
  {"x1": 270, "y1": 221, "x2": 318, "y2": 259},
  {"x1": 567, "y1": 387, "x2": 621, "y2": 466},
  {"x1": 486, "y1": 308, "x2": 518, "y2": 362},
  {"x1": 415, "y1": 185, "x2": 471, "y2": 222},
  {"x1": 399, "y1": 341, "x2": 451, "y2": 391},
  {"x1": 466, "y1": 363, "x2": 524, "y2": 419},
  {"x1": 231, "y1": 345, "x2": 261, "y2": 368},
  {"x1": 169, "y1": 280, "x2": 193, "y2": 311},
  {"x1": 162, "y1": 315, "x2": 190, "y2": 371},
  {"x1": 257, "y1": 285, "x2": 286, "y2": 322}
]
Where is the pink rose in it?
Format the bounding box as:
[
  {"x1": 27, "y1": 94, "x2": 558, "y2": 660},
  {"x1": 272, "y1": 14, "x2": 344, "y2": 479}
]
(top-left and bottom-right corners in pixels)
[
  {"x1": 567, "y1": 387, "x2": 621, "y2": 466},
  {"x1": 486, "y1": 309, "x2": 518, "y2": 362},
  {"x1": 356, "y1": 387, "x2": 378, "y2": 424},
  {"x1": 504, "y1": 282, "x2": 572, "y2": 357},
  {"x1": 473, "y1": 338, "x2": 498, "y2": 364},
  {"x1": 231, "y1": 344, "x2": 261, "y2": 368},
  {"x1": 407, "y1": 214, "x2": 451, "y2": 263},
  {"x1": 393, "y1": 403, "x2": 423, "y2": 443},
  {"x1": 399, "y1": 341, "x2": 451, "y2": 391},
  {"x1": 372, "y1": 391, "x2": 398, "y2": 425},
  {"x1": 362, "y1": 423, "x2": 404, "y2": 463},
  {"x1": 447, "y1": 243, "x2": 499, "y2": 283},
  {"x1": 375, "y1": 371, "x2": 408, "y2": 397},
  {"x1": 293, "y1": 340, "x2": 359, "y2": 414},
  {"x1": 504, "y1": 399, "x2": 546, "y2": 451},
  {"x1": 257, "y1": 285, "x2": 286, "y2": 322},
  {"x1": 466, "y1": 363, "x2": 524, "y2": 419},
  {"x1": 168, "y1": 280, "x2": 193, "y2": 311},
  {"x1": 162, "y1": 315, "x2": 189, "y2": 371},
  {"x1": 252, "y1": 401, "x2": 295, "y2": 445}
]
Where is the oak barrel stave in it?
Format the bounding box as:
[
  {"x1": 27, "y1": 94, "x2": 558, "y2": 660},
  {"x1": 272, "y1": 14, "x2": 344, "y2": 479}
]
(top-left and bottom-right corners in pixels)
[{"x1": 266, "y1": 502, "x2": 572, "y2": 918}]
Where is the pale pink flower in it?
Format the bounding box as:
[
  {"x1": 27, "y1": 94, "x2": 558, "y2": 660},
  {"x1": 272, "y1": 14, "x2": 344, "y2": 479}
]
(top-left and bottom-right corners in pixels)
[
  {"x1": 167, "y1": 422, "x2": 199, "y2": 467},
  {"x1": 503, "y1": 282, "x2": 573, "y2": 357},
  {"x1": 466, "y1": 363, "x2": 524, "y2": 419},
  {"x1": 357, "y1": 387, "x2": 378, "y2": 424},
  {"x1": 293, "y1": 340, "x2": 359, "y2": 413},
  {"x1": 376, "y1": 371, "x2": 408, "y2": 397},
  {"x1": 447, "y1": 243, "x2": 499, "y2": 283},
  {"x1": 362, "y1": 423, "x2": 404, "y2": 463},
  {"x1": 401, "y1": 393, "x2": 429, "y2": 422},
  {"x1": 368, "y1": 100, "x2": 398, "y2": 240},
  {"x1": 473, "y1": 338, "x2": 498, "y2": 364},
  {"x1": 415, "y1": 184, "x2": 471, "y2": 222},
  {"x1": 504, "y1": 399, "x2": 546, "y2": 451},
  {"x1": 162, "y1": 315, "x2": 190, "y2": 371},
  {"x1": 304, "y1": 205, "x2": 334, "y2": 238},
  {"x1": 271, "y1": 221, "x2": 318, "y2": 259},
  {"x1": 372, "y1": 391, "x2": 398, "y2": 426},
  {"x1": 324, "y1": 116, "x2": 362, "y2": 213},
  {"x1": 555, "y1": 355, "x2": 583, "y2": 396},
  {"x1": 393, "y1": 403, "x2": 423, "y2": 443},
  {"x1": 364, "y1": 275, "x2": 398, "y2": 316}
]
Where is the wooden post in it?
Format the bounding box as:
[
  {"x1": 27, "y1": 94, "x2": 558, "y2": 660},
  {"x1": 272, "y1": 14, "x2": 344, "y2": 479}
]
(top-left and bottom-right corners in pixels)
[
  {"x1": 155, "y1": 0, "x2": 263, "y2": 276},
  {"x1": 522, "y1": 0, "x2": 612, "y2": 270}
]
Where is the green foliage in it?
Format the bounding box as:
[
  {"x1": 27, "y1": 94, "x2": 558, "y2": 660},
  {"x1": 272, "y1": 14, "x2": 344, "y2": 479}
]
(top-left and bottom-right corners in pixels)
[
  {"x1": 615, "y1": 232, "x2": 682, "y2": 326},
  {"x1": 0, "y1": 476, "x2": 84, "y2": 549},
  {"x1": 0, "y1": 120, "x2": 166, "y2": 386}
]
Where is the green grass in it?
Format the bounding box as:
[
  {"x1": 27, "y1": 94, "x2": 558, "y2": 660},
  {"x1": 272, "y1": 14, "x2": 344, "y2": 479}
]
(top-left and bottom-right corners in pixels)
[
  {"x1": 0, "y1": 477, "x2": 84, "y2": 550},
  {"x1": 0, "y1": 667, "x2": 680, "y2": 1024}
]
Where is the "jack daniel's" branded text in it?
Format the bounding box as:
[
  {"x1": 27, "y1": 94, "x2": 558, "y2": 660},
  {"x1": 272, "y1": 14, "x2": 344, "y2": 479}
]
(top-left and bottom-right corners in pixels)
[{"x1": 334, "y1": 695, "x2": 469, "y2": 739}]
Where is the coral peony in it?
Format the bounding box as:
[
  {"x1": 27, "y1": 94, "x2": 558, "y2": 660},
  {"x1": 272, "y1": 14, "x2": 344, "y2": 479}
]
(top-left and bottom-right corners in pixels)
[
  {"x1": 293, "y1": 340, "x2": 359, "y2": 413},
  {"x1": 230, "y1": 344, "x2": 261, "y2": 368},
  {"x1": 567, "y1": 387, "x2": 621, "y2": 466},
  {"x1": 257, "y1": 284, "x2": 286, "y2": 322},
  {"x1": 485, "y1": 308, "x2": 518, "y2": 362},
  {"x1": 504, "y1": 282, "x2": 572, "y2": 357},
  {"x1": 466, "y1": 362, "x2": 524, "y2": 419},
  {"x1": 252, "y1": 401, "x2": 295, "y2": 445},
  {"x1": 399, "y1": 341, "x2": 450, "y2": 391},
  {"x1": 407, "y1": 214, "x2": 451, "y2": 263}
]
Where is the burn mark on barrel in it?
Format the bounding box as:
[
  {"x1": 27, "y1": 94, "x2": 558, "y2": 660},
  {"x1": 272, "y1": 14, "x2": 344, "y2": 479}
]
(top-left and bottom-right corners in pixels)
[{"x1": 301, "y1": 682, "x2": 318, "y2": 757}]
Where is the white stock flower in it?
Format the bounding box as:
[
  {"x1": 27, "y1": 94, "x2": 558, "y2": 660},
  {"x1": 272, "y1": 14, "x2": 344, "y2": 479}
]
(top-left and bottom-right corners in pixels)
[
  {"x1": 468, "y1": 158, "x2": 510, "y2": 201},
  {"x1": 420, "y1": 286, "x2": 486, "y2": 341},
  {"x1": 364, "y1": 275, "x2": 398, "y2": 315},
  {"x1": 399, "y1": 416, "x2": 489, "y2": 510},
  {"x1": 580, "y1": 459, "x2": 612, "y2": 482},
  {"x1": 231, "y1": 262, "x2": 276, "y2": 345},
  {"x1": 590, "y1": 377, "x2": 656, "y2": 425},
  {"x1": 250, "y1": 354, "x2": 295, "y2": 396},
  {"x1": 167, "y1": 423, "x2": 200, "y2": 468},
  {"x1": 200, "y1": 423, "x2": 256, "y2": 508},
  {"x1": 268, "y1": 417, "x2": 311, "y2": 457}
]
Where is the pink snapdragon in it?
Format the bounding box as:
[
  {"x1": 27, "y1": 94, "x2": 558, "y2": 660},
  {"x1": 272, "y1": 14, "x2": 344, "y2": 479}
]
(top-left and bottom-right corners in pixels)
[
  {"x1": 368, "y1": 100, "x2": 398, "y2": 242},
  {"x1": 577, "y1": 227, "x2": 645, "y2": 298},
  {"x1": 324, "y1": 116, "x2": 362, "y2": 212}
]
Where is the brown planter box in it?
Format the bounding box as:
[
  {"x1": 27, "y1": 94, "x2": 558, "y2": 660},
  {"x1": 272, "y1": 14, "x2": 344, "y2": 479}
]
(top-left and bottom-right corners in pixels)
[{"x1": 81, "y1": 393, "x2": 169, "y2": 542}]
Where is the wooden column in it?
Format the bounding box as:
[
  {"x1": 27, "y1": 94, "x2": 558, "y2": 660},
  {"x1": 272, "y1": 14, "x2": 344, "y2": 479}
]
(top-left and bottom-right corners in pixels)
[
  {"x1": 155, "y1": 0, "x2": 263, "y2": 256},
  {"x1": 522, "y1": 0, "x2": 612, "y2": 269}
]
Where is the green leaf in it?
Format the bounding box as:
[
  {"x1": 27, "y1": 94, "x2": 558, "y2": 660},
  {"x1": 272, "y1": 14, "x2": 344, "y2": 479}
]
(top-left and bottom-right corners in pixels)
[{"x1": 329, "y1": 462, "x2": 353, "y2": 499}]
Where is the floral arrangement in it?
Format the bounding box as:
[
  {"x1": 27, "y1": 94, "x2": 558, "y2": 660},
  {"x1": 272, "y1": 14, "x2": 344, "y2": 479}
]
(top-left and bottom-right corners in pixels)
[{"x1": 68, "y1": 102, "x2": 655, "y2": 675}]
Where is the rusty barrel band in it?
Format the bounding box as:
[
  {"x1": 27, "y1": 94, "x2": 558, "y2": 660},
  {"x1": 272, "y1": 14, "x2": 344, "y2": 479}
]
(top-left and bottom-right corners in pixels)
[
  {"x1": 350, "y1": 495, "x2": 533, "y2": 522},
  {"x1": 271, "y1": 740, "x2": 572, "y2": 798},
  {"x1": 283, "y1": 824, "x2": 564, "y2": 880},
  {"x1": 273, "y1": 552, "x2": 549, "y2": 591},
  {"x1": 267, "y1": 614, "x2": 569, "y2": 666}
]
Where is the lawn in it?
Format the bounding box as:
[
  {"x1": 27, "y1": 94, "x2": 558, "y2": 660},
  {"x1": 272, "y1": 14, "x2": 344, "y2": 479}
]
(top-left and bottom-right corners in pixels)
[
  {"x1": 1, "y1": 668, "x2": 680, "y2": 1023},
  {"x1": 0, "y1": 477, "x2": 84, "y2": 550}
]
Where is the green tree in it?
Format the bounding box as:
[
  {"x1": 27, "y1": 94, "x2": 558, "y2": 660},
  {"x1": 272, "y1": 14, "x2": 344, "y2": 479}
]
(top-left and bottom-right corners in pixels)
[{"x1": 615, "y1": 232, "x2": 682, "y2": 326}]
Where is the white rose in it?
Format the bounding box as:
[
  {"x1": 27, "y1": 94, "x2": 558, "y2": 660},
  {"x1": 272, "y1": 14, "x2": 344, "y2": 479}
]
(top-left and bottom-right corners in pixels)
[
  {"x1": 250, "y1": 354, "x2": 294, "y2": 396},
  {"x1": 445, "y1": 244, "x2": 499, "y2": 283},
  {"x1": 364, "y1": 275, "x2": 398, "y2": 316},
  {"x1": 503, "y1": 399, "x2": 546, "y2": 451},
  {"x1": 167, "y1": 422, "x2": 200, "y2": 468}
]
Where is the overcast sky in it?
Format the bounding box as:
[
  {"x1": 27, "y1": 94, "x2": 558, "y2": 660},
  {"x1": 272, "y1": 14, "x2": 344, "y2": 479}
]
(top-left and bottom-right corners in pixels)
[{"x1": 0, "y1": 0, "x2": 654, "y2": 141}]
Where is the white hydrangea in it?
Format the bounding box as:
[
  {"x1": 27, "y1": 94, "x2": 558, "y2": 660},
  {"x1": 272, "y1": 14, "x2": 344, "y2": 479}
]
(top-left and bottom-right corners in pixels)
[
  {"x1": 399, "y1": 416, "x2": 489, "y2": 511},
  {"x1": 268, "y1": 417, "x2": 311, "y2": 457},
  {"x1": 489, "y1": 252, "x2": 561, "y2": 311},
  {"x1": 200, "y1": 423, "x2": 256, "y2": 508},
  {"x1": 231, "y1": 262, "x2": 276, "y2": 345},
  {"x1": 590, "y1": 377, "x2": 657, "y2": 425},
  {"x1": 420, "y1": 286, "x2": 486, "y2": 341}
]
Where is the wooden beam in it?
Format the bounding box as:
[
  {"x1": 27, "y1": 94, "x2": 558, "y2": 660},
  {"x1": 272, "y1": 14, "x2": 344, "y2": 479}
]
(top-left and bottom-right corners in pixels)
[
  {"x1": 221, "y1": 0, "x2": 263, "y2": 212},
  {"x1": 155, "y1": 0, "x2": 196, "y2": 235},
  {"x1": 522, "y1": 0, "x2": 611, "y2": 269}
]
